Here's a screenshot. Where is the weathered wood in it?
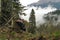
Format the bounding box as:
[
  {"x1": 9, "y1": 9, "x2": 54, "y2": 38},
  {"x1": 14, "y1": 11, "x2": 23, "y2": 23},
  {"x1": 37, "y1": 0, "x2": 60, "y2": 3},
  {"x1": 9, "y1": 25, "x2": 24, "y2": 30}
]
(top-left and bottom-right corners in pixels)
[{"x1": 5, "y1": 14, "x2": 16, "y2": 26}]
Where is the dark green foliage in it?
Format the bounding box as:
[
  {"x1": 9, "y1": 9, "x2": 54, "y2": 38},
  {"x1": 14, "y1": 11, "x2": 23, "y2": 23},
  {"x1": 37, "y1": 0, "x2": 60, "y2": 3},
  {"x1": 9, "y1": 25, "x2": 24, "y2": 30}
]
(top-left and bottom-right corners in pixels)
[
  {"x1": 1, "y1": 0, "x2": 12, "y2": 25},
  {"x1": 43, "y1": 10, "x2": 60, "y2": 23},
  {"x1": 29, "y1": 9, "x2": 36, "y2": 28},
  {"x1": 0, "y1": 0, "x2": 60, "y2": 40},
  {"x1": 52, "y1": 10, "x2": 60, "y2": 15},
  {"x1": 29, "y1": 9, "x2": 36, "y2": 34},
  {"x1": 0, "y1": 0, "x2": 25, "y2": 26}
]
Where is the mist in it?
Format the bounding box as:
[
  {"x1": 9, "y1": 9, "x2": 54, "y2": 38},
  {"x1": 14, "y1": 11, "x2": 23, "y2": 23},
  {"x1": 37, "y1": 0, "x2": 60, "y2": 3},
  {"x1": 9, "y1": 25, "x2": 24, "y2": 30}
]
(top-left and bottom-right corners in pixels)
[{"x1": 21, "y1": 6, "x2": 57, "y2": 25}]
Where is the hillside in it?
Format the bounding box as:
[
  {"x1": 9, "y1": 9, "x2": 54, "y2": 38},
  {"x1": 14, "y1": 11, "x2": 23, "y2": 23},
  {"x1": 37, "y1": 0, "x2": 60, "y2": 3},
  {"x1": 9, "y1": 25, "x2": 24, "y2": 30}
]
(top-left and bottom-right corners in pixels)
[{"x1": 28, "y1": 0, "x2": 60, "y2": 9}]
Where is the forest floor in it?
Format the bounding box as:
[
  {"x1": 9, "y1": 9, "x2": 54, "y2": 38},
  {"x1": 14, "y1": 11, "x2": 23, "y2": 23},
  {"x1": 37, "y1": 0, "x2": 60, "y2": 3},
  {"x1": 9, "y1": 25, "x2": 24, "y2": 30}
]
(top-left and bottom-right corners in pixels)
[
  {"x1": 0, "y1": 27, "x2": 60, "y2": 40},
  {"x1": 0, "y1": 27, "x2": 39, "y2": 40}
]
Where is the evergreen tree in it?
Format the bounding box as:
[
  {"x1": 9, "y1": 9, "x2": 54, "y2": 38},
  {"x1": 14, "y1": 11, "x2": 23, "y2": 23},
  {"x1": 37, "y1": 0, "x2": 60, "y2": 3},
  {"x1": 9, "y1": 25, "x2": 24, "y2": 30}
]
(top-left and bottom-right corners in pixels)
[
  {"x1": 29, "y1": 9, "x2": 36, "y2": 34},
  {"x1": 1, "y1": 0, "x2": 12, "y2": 26},
  {"x1": 0, "y1": 0, "x2": 25, "y2": 26}
]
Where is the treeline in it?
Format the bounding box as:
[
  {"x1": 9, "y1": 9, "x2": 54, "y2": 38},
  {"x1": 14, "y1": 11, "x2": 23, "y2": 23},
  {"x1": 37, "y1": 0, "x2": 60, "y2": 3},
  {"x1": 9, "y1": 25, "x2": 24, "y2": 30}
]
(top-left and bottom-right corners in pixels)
[
  {"x1": 0, "y1": 0, "x2": 60, "y2": 40},
  {"x1": 0, "y1": 0, "x2": 37, "y2": 40}
]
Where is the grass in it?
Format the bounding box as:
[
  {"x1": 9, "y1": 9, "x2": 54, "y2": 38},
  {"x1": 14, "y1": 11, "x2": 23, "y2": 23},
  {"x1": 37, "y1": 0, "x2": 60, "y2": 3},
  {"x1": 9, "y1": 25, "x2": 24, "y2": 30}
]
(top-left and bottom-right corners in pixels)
[{"x1": 0, "y1": 27, "x2": 60, "y2": 40}]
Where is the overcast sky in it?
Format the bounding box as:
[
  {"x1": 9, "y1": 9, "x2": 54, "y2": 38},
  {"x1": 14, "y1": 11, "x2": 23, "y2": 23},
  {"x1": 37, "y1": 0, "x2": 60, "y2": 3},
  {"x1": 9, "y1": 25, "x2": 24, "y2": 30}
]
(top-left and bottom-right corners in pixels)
[
  {"x1": 20, "y1": 0, "x2": 60, "y2": 6},
  {"x1": 20, "y1": 0, "x2": 39, "y2": 6}
]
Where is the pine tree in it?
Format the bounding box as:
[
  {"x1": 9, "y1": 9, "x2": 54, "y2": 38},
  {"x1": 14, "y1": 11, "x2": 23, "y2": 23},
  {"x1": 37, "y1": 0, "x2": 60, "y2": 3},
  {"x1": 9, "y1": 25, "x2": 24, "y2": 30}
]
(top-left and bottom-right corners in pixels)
[
  {"x1": 0, "y1": 0, "x2": 25, "y2": 26},
  {"x1": 29, "y1": 9, "x2": 36, "y2": 34},
  {"x1": 1, "y1": 0, "x2": 12, "y2": 26}
]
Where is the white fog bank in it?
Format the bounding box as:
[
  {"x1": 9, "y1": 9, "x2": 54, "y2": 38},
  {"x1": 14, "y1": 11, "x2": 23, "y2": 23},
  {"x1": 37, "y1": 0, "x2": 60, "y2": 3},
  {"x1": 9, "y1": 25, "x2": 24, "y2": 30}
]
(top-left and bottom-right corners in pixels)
[{"x1": 21, "y1": 6, "x2": 57, "y2": 25}]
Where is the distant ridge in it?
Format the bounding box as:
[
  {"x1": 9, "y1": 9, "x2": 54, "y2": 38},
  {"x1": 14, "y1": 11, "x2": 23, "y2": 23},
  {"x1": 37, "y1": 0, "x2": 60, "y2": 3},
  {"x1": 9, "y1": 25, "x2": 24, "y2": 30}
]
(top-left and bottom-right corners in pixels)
[{"x1": 28, "y1": 0, "x2": 60, "y2": 9}]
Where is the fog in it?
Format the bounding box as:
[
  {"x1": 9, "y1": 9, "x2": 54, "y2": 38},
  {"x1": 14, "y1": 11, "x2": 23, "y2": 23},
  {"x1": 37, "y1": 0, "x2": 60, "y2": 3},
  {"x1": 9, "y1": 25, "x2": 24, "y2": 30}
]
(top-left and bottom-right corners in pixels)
[{"x1": 21, "y1": 6, "x2": 57, "y2": 25}]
